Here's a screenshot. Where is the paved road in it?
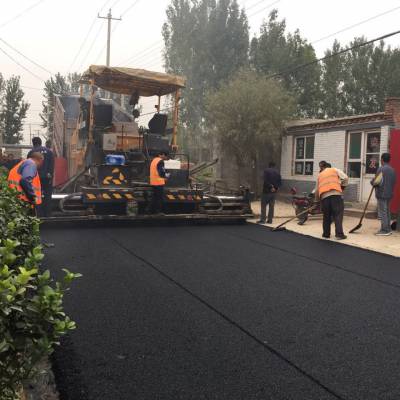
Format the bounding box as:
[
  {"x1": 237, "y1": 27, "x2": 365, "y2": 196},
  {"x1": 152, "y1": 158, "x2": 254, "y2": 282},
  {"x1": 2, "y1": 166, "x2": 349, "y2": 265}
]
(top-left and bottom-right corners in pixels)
[{"x1": 41, "y1": 223, "x2": 400, "y2": 400}]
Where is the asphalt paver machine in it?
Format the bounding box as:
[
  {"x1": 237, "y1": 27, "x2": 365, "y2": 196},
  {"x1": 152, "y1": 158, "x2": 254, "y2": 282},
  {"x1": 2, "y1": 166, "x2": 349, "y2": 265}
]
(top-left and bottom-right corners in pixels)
[{"x1": 48, "y1": 65, "x2": 252, "y2": 223}]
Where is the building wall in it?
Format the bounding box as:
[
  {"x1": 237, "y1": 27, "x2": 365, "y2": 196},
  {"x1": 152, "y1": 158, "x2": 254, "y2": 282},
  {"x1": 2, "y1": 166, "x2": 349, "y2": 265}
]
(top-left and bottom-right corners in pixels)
[
  {"x1": 280, "y1": 135, "x2": 293, "y2": 179},
  {"x1": 314, "y1": 130, "x2": 346, "y2": 171}
]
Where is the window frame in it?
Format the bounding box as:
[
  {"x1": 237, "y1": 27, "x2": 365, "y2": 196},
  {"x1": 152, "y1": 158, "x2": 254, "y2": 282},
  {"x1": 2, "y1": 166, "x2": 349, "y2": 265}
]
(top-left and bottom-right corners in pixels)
[{"x1": 294, "y1": 135, "x2": 315, "y2": 176}]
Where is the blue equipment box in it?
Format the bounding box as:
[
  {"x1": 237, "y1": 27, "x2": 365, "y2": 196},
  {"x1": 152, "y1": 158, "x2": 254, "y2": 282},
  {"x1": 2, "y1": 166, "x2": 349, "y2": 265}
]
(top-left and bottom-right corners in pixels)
[{"x1": 105, "y1": 154, "x2": 126, "y2": 166}]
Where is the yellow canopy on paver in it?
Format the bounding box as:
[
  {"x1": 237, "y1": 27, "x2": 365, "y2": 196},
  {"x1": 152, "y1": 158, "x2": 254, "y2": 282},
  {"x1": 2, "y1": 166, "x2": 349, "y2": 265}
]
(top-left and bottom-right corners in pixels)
[{"x1": 81, "y1": 65, "x2": 186, "y2": 97}]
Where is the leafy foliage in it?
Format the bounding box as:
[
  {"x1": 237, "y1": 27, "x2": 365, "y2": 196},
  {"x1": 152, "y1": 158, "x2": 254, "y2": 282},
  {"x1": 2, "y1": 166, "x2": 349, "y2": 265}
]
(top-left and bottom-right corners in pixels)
[
  {"x1": 206, "y1": 69, "x2": 294, "y2": 191},
  {"x1": 250, "y1": 10, "x2": 321, "y2": 118},
  {"x1": 163, "y1": 0, "x2": 249, "y2": 155},
  {"x1": 0, "y1": 76, "x2": 29, "y2": 144},
  {"x1": 0, "y1": 175, "x2": 81, "y2": 400}
]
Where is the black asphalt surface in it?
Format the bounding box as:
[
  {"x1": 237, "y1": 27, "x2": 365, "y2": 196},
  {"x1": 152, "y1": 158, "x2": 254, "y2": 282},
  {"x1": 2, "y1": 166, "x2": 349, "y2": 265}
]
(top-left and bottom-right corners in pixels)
[{"x1": 41, "y1": 223, "x2": 400, "y2": 400}]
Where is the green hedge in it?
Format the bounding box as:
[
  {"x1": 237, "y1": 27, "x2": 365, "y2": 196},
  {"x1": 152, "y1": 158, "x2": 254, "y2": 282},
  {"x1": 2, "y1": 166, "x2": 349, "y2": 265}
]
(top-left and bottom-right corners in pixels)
[{"x1": 0, "y1": 174, "x2": 81, "y2": 399}]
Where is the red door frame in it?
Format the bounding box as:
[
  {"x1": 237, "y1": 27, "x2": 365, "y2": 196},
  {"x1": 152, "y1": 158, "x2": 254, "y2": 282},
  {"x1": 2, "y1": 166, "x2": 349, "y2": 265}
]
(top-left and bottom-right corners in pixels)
[{"x1": 390, "y1": 128, "x2": 400, "y2": 214}]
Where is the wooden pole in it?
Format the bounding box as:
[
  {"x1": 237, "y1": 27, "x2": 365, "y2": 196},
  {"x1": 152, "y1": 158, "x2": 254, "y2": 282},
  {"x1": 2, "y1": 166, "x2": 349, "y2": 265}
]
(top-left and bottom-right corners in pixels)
[{"x1": 172, "y1": 90, "x2": 180, "y2": 149}]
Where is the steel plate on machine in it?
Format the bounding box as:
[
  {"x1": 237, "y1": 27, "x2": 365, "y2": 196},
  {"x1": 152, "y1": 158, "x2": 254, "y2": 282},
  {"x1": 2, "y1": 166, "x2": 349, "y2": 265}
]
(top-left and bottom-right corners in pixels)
[
  {"x1": 97, "y1": 165, "x2": 131, "y2": 186},
  {"x1": 82, "y1": 187, "x2": 135, "y2": 203}
]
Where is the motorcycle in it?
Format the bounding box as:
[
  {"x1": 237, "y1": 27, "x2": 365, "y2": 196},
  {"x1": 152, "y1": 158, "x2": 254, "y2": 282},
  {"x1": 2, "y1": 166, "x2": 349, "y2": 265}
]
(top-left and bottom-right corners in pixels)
[{"x1": 290, "y1": 187, "x2": 322, "y2": 225}]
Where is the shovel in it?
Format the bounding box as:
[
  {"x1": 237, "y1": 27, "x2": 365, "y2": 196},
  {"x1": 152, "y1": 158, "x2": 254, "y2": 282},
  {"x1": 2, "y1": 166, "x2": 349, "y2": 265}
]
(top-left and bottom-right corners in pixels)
[
  {"x1": 349, "y1": 185, "x2": 374, "y2": 234},
  {"x1": 272, "y1": 205, "x2": 318, "y2": 232}
]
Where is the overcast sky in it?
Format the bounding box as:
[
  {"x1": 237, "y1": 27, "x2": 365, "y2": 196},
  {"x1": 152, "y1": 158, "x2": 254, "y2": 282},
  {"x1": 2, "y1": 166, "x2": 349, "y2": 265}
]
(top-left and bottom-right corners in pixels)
[{"x1": 1, "y1": 0, "x2": 400, "y2": 143}]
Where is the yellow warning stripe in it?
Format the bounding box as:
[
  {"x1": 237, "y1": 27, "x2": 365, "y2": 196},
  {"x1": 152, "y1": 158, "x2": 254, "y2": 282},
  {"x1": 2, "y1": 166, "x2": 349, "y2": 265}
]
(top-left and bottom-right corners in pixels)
[
  {"x1": 113, "y1": 193, "x2": 122, "y2": 199},
  {"x1": 125, "y1": 193, "x2": 134, "y2": 200}
]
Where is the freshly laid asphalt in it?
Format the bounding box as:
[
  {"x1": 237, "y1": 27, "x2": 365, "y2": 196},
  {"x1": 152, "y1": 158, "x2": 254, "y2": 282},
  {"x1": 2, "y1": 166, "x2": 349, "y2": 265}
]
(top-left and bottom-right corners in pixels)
[{"x1": 41, "y1": 223, "x2": 400, "y2": 400}]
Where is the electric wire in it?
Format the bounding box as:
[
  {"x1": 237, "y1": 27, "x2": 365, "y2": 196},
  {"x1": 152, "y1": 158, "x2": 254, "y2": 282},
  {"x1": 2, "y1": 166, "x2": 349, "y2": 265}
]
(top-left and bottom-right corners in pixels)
[
  {"x1": 0, "y1": 37, "x2": 52, "y2": 75},
  {"x1": 247, "y1": 0, "x2": 280, "y2": 18},
  {"x1": 0, "y1": 44, "x2": 45, "y2": 82},
  {"x1": 265, "y1": 28, "x2": 400, "y2": 79},
  {"x1": 0, "y1": 0, "x2": 46, "y2": 29},
  {"x1": 68, "y1": 0, "x2": 112, "y2": 72},
  {"x1": 311, "y1": 5, "x2": 400, "y2": 46}
]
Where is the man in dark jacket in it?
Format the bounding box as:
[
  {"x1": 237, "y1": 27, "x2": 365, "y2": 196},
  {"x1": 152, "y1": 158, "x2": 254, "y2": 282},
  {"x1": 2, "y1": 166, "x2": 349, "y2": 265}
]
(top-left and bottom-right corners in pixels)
[
  {"x1": 258, "y1": 162, "x2": 282, "y2": 224},
  {"x1": 27, "y1": 137, "x2": 54, "y2": 217},
  {"x1": 371, "y1": 153, "x2": 396, "y2": 236}
]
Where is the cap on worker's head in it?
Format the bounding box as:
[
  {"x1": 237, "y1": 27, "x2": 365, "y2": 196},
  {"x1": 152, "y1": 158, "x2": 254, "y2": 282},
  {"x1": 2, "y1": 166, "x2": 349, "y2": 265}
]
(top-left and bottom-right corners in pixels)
[
  {"x1": 29, "y1": 151, "x2": 44, "y2": 161},
  {"x1": 32, "y1": 137, "x2": 42, "y2": 146}
]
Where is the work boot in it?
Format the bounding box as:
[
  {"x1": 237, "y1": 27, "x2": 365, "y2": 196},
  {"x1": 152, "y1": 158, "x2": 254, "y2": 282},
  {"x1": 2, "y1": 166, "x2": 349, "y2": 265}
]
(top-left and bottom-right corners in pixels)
[
  {"x1": 322, "y1": 234, "x2": 330, "y2": 239},
  {"x1": 335, "y1": 234, "x2": 347, "y2": 240},
  {"x1": 257, "y1": 220, "x2": 266, "y2": 224}
]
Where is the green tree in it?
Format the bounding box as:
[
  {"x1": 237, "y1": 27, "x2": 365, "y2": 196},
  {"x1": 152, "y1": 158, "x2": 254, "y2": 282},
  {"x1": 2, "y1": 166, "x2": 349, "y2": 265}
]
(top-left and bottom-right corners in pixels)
[
  {"x1": 40, "y1": 72, "x2": 80, "y2": 136},
  {"x1": 206, "y1": 69, "x2": 294, "y2": 192},
  {"x1": 250, "y1": 10, "x2": 321, "y2": 117},
  {"x1": 163, "y1": 0, "x2": 249, "y2": 157},
  {"x1": 320, "y1": 37, "x2": 395, "y2": 117},
  {"x1": 0, "y1": 76, "x2": 29, "y2": 144}
]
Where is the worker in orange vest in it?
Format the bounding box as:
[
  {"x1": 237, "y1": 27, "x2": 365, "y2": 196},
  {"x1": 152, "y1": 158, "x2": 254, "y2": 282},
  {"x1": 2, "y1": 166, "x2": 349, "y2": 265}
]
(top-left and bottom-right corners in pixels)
[
  {"x1": 8, "y1": 152, "x2": 44, "y2": 211},
  {"x1": 149, "y1": 151, "x2": 170, "y2": 214},
  {"x1": 316, "y1": 160, "x2": 348, "y2": 240}
]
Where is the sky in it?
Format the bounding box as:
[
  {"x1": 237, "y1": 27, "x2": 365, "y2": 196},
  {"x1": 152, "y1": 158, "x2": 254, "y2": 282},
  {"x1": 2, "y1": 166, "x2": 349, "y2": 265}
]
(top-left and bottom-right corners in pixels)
[{"x1": 1, "y1": 0, "x2": 400, "y2": 144}]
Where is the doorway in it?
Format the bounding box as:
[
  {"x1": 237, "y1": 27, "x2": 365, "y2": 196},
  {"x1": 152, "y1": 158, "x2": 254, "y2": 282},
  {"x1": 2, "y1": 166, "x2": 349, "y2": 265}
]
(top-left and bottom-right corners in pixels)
[{"x1": 347, "y1": 131, "x2": 381, "y2": 204}]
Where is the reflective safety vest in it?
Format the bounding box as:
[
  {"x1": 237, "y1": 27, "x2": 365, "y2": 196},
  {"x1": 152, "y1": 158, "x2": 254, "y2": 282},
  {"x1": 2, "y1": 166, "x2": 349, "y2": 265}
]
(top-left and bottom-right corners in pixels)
[
  {"x1": 150, "y1": 157, "x2": 166, "y2": 186},
  {"x1": 8, "y1": 160, "x2": 42, "y2": 205},
  {"x1": 317, "y1": 168, "x2": 342, "y2": 196}
]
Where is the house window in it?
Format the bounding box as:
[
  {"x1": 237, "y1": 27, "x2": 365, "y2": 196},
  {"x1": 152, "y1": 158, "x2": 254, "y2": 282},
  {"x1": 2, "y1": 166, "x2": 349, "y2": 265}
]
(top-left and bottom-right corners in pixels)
[
  {"x1": 294, "y1": 136, "x2": 314, "y2": 175},
  {"x1": 347, "y1": 132, "x2": 362, "y2": 178}
]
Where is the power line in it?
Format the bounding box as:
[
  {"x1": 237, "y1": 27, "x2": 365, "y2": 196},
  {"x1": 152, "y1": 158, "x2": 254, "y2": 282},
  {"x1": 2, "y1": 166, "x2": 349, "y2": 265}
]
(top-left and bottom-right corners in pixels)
[
  {"x1": 246, "y1": 0, "x2": 277, "y2": 12},
  {"x1": 248, "y1": 0, "x2": 280, "y2": 18},
  {"x1": 68, "y1": 0, "x2": 112, "y2": 72},
  {"x1": 21, "y1": 85, "x2": 43, "y2": 91},
  {"x1": 119, "y1": 40, "x2": 163, "y2": 65},
  {"x1": 266, "y1": 28, "x2": 400, "y2": 80},
  {"x1": 0, "y1": 45, "x2": 45, "y2": 82},
  {"x1": 120, "y1": 0, "x2": 141, "y2": 17},
  {"x1": 0, "y1": 0, "x2": 46, "y2": 29},
  {"x1": 93, "y1": 1, "x2": 142, "y2": 65},
  {"x1": 0, "y1": 37, "x2": 52, "y2": 75},
  {"x1": 77, "y1": 22, "x2": 105, "y2": 71},
  {"x1": 311, "y1": 5, "x2": 400, "y2": 46}
]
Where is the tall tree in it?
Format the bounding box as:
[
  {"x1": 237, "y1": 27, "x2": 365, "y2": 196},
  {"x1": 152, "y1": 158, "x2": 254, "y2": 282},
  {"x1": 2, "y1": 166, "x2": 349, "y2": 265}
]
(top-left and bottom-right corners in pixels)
[
  {"x1": 163, "y1": 0, "x2": 249, "y2": 157},
  {"x1": 40, "y1": 72, "x2": 80, "y2": 136},
  {"x1": 250, "y1": 10, "x2": 321, "y2": 117},
  {"x1": 0, "y1": 76, "x2": 29, "y2": 144},
  {"x1": 206, "y1": 69, "x2": 294, "y2": 191},
  {"x1": 320, "y1": 38, "x2": 395, "y2": 117}
]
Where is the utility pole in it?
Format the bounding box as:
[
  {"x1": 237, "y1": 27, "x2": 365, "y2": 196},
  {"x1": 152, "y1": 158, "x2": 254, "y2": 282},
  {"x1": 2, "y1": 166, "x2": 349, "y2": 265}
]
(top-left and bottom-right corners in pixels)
[{"x1": 98, "y1": 9, "x2": 121, "y2": 67}]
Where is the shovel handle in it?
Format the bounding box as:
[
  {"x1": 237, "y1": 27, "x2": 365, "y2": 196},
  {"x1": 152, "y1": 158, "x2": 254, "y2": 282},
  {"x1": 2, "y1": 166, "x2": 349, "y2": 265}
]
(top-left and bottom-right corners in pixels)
[{"x1": 273, "y1": 205, "x2": 318, "y2": 231}]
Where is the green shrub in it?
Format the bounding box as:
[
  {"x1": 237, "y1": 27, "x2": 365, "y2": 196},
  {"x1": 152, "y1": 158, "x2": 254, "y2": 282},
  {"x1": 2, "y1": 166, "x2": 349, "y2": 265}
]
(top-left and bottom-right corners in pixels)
[{"x1": 0, "y1": 175, "x2": 81, "y2": 399}]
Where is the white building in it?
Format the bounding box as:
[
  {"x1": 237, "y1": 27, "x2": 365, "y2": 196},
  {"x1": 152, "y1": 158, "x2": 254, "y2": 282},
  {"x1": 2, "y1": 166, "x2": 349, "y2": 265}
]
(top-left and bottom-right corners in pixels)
[{"x1": 280, "y1": 98, "x2": 400, "y2": 204}]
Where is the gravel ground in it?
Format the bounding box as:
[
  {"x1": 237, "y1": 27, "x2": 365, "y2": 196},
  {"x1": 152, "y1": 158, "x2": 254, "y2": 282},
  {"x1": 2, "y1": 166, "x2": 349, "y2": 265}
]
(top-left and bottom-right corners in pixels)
[{"x1": 42, "y1": 223, "x2": 400, "y2": 400}]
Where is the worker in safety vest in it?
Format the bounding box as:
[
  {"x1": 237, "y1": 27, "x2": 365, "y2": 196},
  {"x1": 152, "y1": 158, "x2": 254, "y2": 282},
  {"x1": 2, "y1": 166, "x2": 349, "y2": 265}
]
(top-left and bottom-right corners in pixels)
[
  {"x1": 8, "y1": 152, "x2": 44, "y2": 211},
  {"x1": 149, "y1": 151, "x2": 170, "y2": 214},
  {"x1": 316, "y1": 160, "x2": 348, "y2": 240}
]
